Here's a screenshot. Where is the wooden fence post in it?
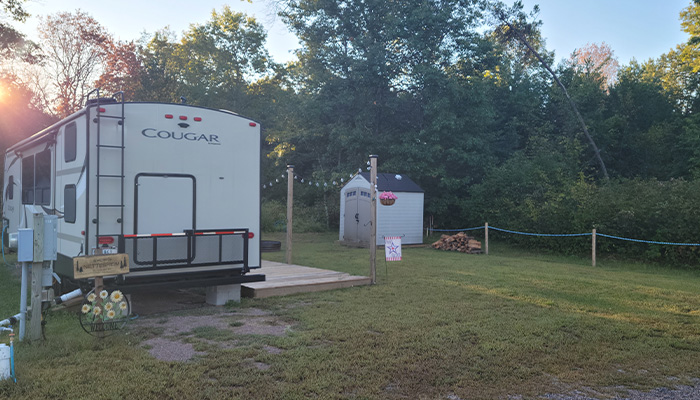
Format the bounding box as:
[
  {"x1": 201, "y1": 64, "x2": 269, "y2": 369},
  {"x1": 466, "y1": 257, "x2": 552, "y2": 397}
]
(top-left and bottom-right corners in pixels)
[
  {"x1": 369, "y1": 155, "x2": 378, "y2": 284},
  {"x1": 286, "y1": 165, "x2": 294, "y2": 265},
  {"x1": 485, "y1": 222, "x2": 489, "y2": 255},
  {"x1": 592, "y1": 228, "x2": 597, "y2": 267},
  {"x1": 29, "y1": 214, "x2": 44, "y2": 341}
]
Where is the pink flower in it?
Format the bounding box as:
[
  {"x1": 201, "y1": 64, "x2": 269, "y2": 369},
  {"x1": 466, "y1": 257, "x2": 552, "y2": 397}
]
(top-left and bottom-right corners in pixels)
[{"x1": 379, "y1": 191, "x2": 398, "y2": 200}]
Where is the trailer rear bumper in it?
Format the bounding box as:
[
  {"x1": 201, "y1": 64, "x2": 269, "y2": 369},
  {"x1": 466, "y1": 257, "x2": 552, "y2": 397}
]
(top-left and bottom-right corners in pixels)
[{"x1": 106, "y1": 268, "x2": 265, "y2": 292}]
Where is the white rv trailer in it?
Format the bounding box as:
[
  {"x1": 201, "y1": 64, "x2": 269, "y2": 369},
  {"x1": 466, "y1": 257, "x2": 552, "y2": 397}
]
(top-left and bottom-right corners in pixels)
[{"x1": 2, "y1": 93, "x2": 264, "y2": 290}]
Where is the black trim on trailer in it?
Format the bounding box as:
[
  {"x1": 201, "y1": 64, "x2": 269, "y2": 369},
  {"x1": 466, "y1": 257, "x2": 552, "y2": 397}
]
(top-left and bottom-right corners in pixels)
[
  {"x1": 133, "y1": 172, "x2": 197, "y2": 233},
  {"x1": 107, "y1": 270, "x2": 264, "y2": 292}
]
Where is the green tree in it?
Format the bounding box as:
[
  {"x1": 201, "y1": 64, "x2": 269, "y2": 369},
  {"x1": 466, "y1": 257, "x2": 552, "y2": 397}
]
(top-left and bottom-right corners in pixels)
[
  {"x1": 135, "y1": 29, "x2": 182, "y2": 102},
  {"x1": 137, "y1": 7, "x2": 273, "y2": 111}
]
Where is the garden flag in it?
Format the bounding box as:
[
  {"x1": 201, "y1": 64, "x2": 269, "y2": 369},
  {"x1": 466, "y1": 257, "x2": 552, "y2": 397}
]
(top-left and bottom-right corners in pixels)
[{"x1": 385, "y1": 236, "x2": 402, "y2": 261}]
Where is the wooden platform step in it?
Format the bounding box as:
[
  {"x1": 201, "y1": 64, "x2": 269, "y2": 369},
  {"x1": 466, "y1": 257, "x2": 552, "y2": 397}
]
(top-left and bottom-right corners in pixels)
[{"x1": 242, "y1": 260, "x2": 371, "y2": 298}]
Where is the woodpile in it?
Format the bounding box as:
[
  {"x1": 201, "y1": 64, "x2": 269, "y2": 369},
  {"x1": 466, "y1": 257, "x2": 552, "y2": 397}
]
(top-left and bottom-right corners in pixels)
[{"x1": 431, "y1": 232, "x2": 483, "y2": 254}]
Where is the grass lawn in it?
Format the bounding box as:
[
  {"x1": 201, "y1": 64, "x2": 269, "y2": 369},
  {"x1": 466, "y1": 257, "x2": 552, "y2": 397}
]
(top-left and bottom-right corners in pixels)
[{"x1": 1, "y1": 233, "x2": 700, "y2": 399}]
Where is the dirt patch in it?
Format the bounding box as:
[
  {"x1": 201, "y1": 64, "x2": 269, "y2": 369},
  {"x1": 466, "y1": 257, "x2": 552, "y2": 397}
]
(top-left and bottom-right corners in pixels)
[
  {"x1": 232, "y1": 316, "x2": 289, "y2": 336},
  {"x1": 129, "y1": 289, "x2": 293, "y2": 362},
  {"x1": 136, "y1": 313, "x2": 236, "y2": 335},
  {"x1": 141, "y1": 337, "x2": 205, "y2": 362}
]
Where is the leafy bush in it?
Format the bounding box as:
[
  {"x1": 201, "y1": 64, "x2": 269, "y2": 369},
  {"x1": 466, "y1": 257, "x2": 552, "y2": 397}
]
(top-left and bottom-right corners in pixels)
[
  {"x1": 261, "y1": 200, "x2": 287, "y2": 232},
  {"x1": 470, "y1": 161, "x2": 700, "y2": 265},
  {"x1": 261, "y1": 199, "x2": 337, "y2": 233}
]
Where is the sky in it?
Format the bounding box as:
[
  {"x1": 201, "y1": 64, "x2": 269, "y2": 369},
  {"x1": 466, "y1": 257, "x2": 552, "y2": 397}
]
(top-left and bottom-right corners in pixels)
[{"x1": 9, "y1": 0, "x2": 693, "y2": 66}]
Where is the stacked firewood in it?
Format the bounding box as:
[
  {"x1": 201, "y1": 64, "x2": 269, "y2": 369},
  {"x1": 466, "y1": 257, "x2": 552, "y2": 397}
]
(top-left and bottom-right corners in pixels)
[{"x1": 431, "y1": 232, "x2": 483, "y2": 254}]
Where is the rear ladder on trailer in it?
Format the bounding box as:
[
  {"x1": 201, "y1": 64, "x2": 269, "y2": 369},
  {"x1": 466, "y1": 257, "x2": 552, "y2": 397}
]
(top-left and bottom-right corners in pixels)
[{"x1": 87, "y1": 89, "x2": 126, "y2": 253}]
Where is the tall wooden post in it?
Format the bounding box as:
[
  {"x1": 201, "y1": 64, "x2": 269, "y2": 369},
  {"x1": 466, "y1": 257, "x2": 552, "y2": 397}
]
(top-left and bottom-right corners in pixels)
[
  {"x1": 592, "y1": 228, "x2": 597, "y2": 267},
  {"x1": 286, "y1": 165, "x2": 294, "y2": 265},
  {"x1": 484, "y1": 222, "x2": 489, "y2": 255},
  {"x1": 30, "y1": 214, "x2": 44, "y2": 341},
  {"x1": 369, "y1": 155, "x2": 378, "y2": 284}
]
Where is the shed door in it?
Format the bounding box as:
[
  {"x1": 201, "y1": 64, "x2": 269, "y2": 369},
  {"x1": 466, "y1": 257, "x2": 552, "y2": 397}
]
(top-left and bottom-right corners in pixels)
[
  {"x1": 343, "y1": 190, "x2": 358, "y2": 241},
  {"x1": 357, "y1": 190, "x2": 371, "y2": 242},
  {"x1": 343, "y1": 189, "x2": 371, "y2": 243}
]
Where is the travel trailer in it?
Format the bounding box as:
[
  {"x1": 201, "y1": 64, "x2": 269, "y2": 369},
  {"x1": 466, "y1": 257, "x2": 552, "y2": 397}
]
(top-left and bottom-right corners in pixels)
[{"x1": 2, "y1": 92, "x2": 263, "y2": 290}]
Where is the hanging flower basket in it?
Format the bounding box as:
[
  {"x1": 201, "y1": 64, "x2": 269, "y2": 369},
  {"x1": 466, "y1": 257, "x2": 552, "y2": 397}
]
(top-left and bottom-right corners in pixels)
[{"x1": 379, "y1": 191, "x2": 397, "y2": 206}]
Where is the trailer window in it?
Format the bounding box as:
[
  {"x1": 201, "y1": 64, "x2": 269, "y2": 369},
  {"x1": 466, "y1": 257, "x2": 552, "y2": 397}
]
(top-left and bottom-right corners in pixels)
[
  {"x1": 35, "y1": 150, "x2": 51, "y2": 205},
  {"x1": 64, "y1": 185, "x2": 76, "y2": 223},
  {"x1": 22, "y1": 156, "x2": 34, "y2": 204},
  {"x1": 65, "y1": 122, "x2": 77, "y2": 162},
  {"x1": 6, "y1": 176, "x2": 13, "y2": 200},
  {"x1": 21, "y1": 150, "x2": 52, "y2": 205}
]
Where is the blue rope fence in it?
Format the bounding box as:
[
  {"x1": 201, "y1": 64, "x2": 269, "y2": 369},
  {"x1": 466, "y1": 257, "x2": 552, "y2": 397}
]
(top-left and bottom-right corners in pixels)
[
  {"x1": 431, "y1": 225, "x2": 700, "y2": 246},
  {"x1": 596, "y1": 233, "x2": 700, "y2": 247},
  {"x1": 488, "y1": 226, "x2": 591, "y2": 238},
  {"x1": 431, "y1": 226, "x2": 485, "y2": 232}
]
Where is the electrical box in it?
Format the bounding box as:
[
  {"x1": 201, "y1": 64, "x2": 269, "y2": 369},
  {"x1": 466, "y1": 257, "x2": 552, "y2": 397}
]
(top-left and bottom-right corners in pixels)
[
  {"x1": 17, "y1": 229, "x2": 33, "y2": 262},
  {"x1": 43, "y1": 215, "x2": 58, "y2": 261},
  {"x1": 8, "y1": 233, "x2": 18, "y2": 250}
]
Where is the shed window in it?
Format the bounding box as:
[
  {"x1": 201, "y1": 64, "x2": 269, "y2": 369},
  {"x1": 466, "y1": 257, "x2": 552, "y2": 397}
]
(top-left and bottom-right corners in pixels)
[
  {"x1": 21, "y1": 149, "x2": 52, "y2": 205},
  {"x1": 64, "y1": 185, "x2": 76, "y2": 223},
  {"x1": 65, "y1": 122, "x2": 77, "y2": 162}
]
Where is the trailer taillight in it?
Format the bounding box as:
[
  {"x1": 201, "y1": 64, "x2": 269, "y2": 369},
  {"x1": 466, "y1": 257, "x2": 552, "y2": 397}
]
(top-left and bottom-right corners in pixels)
[
  {"x1": 194, "y1": 117, "x2": 202, "y2": 122},
  {"x1": 165, "y1": 114, "x2": 174, "y2": 119},
  {"x1": 248, "y1": 232, "x2": 255, "y2": 239},
  {"x1": 98, "y1": 236, "x2": 114, "y2": 245},
  {"x1": 98, "y1": 107, "x2": 106, "y2": 113},
  {"x1": 249, "y1": 122, "x2": 257, "y2": 127}
]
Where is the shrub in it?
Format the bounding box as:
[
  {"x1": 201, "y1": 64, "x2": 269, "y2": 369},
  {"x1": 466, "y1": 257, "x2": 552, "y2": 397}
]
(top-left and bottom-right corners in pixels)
[{"x1": 470, "y1": 164, "x2": 700, "y2": 265}]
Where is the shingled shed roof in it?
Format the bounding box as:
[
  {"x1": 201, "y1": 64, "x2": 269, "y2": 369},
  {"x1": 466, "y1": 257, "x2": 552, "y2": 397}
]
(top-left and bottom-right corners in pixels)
[{"x1": 359, "y1": 172, "x2": 423, "y2": 193}]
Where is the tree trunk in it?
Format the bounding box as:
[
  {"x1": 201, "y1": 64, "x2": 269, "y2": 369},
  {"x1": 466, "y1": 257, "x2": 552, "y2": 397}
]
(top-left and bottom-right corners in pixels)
[{"x1": 498, "y1": 18, "x2": 610, "y2": 180}]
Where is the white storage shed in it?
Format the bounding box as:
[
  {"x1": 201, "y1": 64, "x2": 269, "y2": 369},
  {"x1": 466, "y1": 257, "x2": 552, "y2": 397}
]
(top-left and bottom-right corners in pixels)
[{"x1": 339, "y1": 173, "x2": 424, "y2": 245}]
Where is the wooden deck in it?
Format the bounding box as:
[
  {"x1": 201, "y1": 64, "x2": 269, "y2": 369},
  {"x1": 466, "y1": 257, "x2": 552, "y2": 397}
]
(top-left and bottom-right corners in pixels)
[{"x1": 241, "y1": 260, "x2": 371, "y2": 298}]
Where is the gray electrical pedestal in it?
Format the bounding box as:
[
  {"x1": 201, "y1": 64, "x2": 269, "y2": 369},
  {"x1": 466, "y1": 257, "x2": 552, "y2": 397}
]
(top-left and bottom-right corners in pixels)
[{"x1": 17, "y1": 214, "x2": 57, "y2": 341}]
